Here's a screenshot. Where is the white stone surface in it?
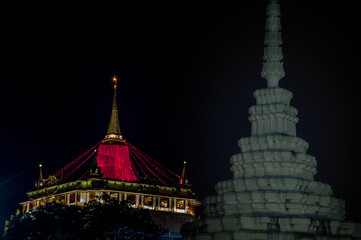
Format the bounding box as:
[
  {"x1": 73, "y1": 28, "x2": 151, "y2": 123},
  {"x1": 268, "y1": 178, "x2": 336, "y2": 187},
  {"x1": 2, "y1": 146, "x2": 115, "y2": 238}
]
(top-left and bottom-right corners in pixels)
[{"x1": 181, "y1": 0, "x2": 361, "y2": 239}]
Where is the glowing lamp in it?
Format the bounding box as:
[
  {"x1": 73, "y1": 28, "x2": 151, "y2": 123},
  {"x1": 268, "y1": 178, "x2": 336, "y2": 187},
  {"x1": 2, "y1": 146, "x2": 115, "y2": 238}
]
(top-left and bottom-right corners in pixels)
[{"x1": 112, "y1": 76, "x2": 118, "y2": 89}]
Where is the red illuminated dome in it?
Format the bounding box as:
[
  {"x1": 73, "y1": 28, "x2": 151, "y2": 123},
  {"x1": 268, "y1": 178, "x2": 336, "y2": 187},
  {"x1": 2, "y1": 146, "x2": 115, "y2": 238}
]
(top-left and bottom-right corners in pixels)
[{"x1": 97, "y1": 143, "x2": 137, "y2": 181}]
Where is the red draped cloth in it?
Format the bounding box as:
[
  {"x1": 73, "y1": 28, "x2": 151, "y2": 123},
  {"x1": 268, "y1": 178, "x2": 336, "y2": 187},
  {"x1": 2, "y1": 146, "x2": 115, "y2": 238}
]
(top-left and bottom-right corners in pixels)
[{"x1": 97, "y1": 144, "x2": 137, "y2": 181}]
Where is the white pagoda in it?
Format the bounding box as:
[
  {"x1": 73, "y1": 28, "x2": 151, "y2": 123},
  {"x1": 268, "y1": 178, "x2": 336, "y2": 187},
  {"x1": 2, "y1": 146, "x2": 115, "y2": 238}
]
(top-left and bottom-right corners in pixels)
[{"x1": 182, "y1": 0, "x2": 361, "y2": 239}]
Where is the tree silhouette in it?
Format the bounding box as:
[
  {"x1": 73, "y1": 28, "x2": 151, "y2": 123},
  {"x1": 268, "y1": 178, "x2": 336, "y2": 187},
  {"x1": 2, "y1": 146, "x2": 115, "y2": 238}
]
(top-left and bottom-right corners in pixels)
[{"x1": 4, "y1": 193, "x2": 165, "y2": 240}]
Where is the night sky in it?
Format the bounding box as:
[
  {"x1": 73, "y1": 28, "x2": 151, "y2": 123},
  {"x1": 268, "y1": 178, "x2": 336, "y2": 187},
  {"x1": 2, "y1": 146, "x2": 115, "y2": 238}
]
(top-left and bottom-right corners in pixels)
[{"x1": 1, "y1": 1, "x2": 361, "y2": 233}]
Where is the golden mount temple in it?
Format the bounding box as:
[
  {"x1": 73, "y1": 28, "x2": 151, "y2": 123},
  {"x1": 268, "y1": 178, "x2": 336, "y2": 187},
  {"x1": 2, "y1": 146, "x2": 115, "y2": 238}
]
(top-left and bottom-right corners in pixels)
[{"x1": 17, "y1": 76, "x2": 201, "y2": 238}]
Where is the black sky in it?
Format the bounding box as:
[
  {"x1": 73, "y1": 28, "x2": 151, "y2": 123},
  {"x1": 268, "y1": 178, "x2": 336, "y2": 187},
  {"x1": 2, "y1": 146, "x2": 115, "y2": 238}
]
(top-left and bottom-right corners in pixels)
[{"x1": 1, "y1": 1, "x2": 361, "y2": 233}]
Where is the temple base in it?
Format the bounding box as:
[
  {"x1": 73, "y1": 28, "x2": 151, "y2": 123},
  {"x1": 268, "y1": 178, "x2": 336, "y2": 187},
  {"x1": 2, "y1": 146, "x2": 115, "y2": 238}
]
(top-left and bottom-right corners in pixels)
[{"x1": 182, "y1": 216, "x2": 361, "y2": 240}]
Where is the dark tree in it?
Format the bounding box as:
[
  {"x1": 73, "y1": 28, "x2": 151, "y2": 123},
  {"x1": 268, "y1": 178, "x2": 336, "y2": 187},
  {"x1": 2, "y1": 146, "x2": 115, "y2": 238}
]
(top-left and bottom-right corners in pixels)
[{"x1": 3, "y1": 194, "x2": 165, "y2": 240}]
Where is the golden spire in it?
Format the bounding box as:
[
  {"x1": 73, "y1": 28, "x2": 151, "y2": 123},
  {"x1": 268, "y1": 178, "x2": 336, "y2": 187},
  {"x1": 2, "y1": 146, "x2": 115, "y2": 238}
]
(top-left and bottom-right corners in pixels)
[
  {"x1": 112, "y1": 75, "x2": 117, "y2": 90},
  {"x1": 39, "y1": 164, "x2": 43, "y2": 180},
  {"x1": 106, "y1": 76, "x2": 122, "y2": 139},
  {"x1": 182, "y1": 161, "x2": 186, "y2": 179}
]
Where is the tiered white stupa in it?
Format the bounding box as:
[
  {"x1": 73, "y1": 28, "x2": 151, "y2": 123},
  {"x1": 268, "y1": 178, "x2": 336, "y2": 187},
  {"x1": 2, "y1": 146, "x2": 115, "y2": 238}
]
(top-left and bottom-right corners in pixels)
[{"x1": 182, "y1": 1, "x2": 361, "y2": 239}]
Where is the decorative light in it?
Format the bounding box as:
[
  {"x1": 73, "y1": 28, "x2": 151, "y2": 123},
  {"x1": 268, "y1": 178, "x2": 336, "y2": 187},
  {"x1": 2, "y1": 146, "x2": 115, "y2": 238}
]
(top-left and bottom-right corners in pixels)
[
  {"x1": 106, "y1": 134, "x2": 123, "y2": 139},
  {"x1": 113, "y1": 75, "x2": 118, "y2": 89}
]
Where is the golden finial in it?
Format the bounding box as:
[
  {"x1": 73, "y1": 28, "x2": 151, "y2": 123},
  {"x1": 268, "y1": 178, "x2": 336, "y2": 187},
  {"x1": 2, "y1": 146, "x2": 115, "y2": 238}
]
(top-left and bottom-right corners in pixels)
[
  {"x1": 112, "y1": 75, "x2": 118, "y2": 89},
  {"x1": 39, "y1": 164, "x2": 43, "y2": 180},
  {"x1": 182, "y1": 161, "x2": 187, "y2": 179}
]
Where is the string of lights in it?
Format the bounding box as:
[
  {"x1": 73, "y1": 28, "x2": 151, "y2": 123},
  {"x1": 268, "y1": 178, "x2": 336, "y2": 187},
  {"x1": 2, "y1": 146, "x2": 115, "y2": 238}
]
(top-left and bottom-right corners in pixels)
[
  {"x1": 50, "y1": 140, "x2": 181, "y2": 186},
  {"x1": 63, "y1": 150, "x2": 97, "y2": 180},
  {"x1": 128, "y1": 143, "x2": 180, "y2": 178},
  {"x1": 53, "y1": 140, "x2": 102, "y2": 177}
]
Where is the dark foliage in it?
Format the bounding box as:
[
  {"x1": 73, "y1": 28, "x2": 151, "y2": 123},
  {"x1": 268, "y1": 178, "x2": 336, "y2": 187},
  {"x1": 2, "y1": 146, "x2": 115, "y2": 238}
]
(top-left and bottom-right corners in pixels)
[{"x1": 3, "y1": 194, "x2": 165, "y2": 240}]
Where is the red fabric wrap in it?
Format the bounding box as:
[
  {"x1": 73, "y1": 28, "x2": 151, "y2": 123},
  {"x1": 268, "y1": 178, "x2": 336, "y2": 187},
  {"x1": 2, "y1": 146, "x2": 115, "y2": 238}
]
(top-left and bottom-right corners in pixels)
[{"x1": 97, "y1": 144, "x2": 137, "y2": 181}]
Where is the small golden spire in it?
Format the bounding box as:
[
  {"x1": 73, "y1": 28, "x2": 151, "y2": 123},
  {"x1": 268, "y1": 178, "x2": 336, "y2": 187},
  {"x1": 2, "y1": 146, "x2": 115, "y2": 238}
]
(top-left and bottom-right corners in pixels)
[
  {"x1": 182, "y1": 161, "x2": 186, "y2": 179},
  {"x1": 39, "y1": 164, "x2": 43, "y2": 180},
  {"x1": 113, "y1": 75, "x2": 117, "y2": 89}
]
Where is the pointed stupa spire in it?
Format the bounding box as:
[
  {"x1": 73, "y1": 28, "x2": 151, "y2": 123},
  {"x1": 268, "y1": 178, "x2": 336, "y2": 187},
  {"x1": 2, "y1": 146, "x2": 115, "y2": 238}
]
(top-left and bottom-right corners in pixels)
[
  {"x1": 39, "y1": 164, "x2": 43, "y2": 180},
  {"x1": 106, "y1": 76, "x2": 122, "y2": 139},
  {"x1": 88, "y1": 150, "x2": 103, "y2": 180},
  {"x1": 182, "y1": 161, "x2": 187, "y2": 179},
  {"x1": 91, "y1": 150, "x2": 99, "y2": 168},
  {"x1": 261, "y1": 0, "x2": 285, "y2": 87}
]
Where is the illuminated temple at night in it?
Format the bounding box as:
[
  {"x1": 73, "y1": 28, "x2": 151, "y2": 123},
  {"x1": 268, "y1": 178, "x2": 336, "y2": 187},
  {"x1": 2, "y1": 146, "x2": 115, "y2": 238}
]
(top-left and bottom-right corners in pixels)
[
  {"x1": 17, "y1": 76, "x2": 200, "y2": 238},
  {"x1": 182, "y1": 0, "x2": 361, "y2": 239}
]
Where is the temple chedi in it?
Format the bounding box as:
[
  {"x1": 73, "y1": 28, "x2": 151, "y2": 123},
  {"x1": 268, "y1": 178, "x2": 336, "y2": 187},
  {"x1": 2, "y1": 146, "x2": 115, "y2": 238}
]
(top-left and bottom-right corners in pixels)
[{"x1": 182, "y1": 0, "x2": 361, "y2": 239}]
